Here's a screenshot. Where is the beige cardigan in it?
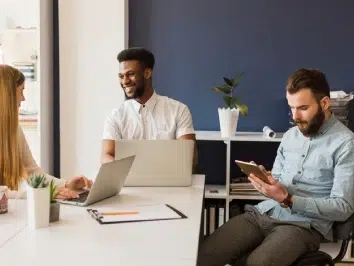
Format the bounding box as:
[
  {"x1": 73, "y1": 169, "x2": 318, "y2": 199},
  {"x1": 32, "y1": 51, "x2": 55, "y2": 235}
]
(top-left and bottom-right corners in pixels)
[{"x1": 8, "y1": 128, "x2": 66, "y2": 199}]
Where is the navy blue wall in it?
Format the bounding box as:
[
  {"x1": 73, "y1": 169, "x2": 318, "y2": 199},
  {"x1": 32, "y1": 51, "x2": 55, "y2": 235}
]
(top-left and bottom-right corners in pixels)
[{"x1": 129, "y1": 0, "x2": 354, "y2": 132}]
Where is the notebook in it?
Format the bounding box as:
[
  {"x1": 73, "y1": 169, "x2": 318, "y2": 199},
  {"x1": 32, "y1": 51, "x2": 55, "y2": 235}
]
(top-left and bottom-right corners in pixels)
[{"x1": 87, "y1": 204, "x2": 187, "y2": 224}]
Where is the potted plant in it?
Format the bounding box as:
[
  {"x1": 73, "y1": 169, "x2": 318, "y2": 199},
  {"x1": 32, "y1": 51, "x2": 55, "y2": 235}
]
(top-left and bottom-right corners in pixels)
[
  {"x1": 27, "y1": 174, "x2": 50, "y2": 229},
  {"x1": 49, "y1": 180, "x2": 60, "y2": 222},
  {"x1": 212, "y1": 72, "x2": 248, "y2": 137}
]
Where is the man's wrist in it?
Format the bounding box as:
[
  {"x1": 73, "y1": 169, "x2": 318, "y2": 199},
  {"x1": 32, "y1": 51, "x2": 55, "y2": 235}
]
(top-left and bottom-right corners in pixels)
[{"x1": 280, "y1": 192, "x2": 293, "y2": 208}]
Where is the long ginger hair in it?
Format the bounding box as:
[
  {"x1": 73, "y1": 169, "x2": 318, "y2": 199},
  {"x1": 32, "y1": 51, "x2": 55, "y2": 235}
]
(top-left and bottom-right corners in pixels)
[{"x1": 0, "y1": 65, "x2": 25, "y2": 190}]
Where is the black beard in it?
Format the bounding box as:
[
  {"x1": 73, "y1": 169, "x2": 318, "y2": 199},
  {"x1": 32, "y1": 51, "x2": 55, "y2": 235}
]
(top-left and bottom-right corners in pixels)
[
  {"x1": 122, "y1": 78, "x2": 145, "y2": 100},
  {"x1": 124, "y1": 85, "x2": 145, "y2": 100},
  {"x1": 295, "y1": 107, "x2": 325, "y2": 137}
]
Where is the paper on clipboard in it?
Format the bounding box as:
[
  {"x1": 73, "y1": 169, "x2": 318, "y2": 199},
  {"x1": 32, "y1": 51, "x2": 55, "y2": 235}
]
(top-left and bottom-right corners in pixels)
[{"x1": 87, "y1": 204, "x2": 187, "y2": 224}]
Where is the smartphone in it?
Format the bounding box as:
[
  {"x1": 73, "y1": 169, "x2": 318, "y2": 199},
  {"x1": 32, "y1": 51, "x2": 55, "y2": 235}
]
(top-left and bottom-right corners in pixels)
[{"x1": 234, "y1": 160, "x2": 270, "y2": 184}]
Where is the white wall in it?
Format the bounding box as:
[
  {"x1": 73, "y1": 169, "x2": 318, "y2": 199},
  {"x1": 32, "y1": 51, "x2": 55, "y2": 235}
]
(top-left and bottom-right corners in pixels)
[
  {"x1": 38, "y1": 0, "x2": 53, "y2": 173},
  {"x1": 0, "y1": 0, "x2": 38, "y2": 33},
  {"x1": 59, "y1": 0, "x2": 128, "y2": 179}
]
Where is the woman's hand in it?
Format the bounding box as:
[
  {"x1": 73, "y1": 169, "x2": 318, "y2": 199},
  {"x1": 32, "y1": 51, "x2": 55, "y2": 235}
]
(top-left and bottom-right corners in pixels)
[
  {"x1": 65, "y1": 175, "x2": 93, "y2": 191},
  {"x1": 55, "y1": 187, "x2": 79, "y2": 199}
]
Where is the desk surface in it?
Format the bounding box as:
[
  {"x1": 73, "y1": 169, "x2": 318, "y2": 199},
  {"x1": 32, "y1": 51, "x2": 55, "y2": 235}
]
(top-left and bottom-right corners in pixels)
[
  {"x1": 0, "y1": 200, "x2": 28, "y2": 246},
  {"x1": 0, "y1": 175, "x2": 205, "y2": 266}
]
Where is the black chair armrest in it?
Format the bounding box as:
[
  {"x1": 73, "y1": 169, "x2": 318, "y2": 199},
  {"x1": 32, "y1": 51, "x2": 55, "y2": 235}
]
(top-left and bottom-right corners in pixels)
[{"x1": 333, "y1": 213, "x2": 354, "y2": 240}]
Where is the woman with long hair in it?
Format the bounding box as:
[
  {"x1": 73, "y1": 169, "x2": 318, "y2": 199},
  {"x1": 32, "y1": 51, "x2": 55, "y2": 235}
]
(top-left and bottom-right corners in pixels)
[{"x1": 0, "y1": 64, "x2": 92, "y2": 198}]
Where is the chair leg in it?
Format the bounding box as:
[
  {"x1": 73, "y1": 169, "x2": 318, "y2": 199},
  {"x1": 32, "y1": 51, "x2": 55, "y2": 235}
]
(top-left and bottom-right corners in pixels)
[{"x1": 333, "y1": 239, "x2": 350, "y2": 263}]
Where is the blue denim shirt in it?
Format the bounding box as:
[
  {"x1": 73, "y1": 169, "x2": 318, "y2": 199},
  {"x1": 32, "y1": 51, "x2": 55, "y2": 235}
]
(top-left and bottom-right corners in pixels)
[{"x1": 255, "y1": 115, "x2": 354, "y2": 240}]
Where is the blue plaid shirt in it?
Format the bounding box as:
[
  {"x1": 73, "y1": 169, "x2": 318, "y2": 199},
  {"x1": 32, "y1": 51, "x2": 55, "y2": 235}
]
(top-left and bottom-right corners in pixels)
[{"x1": 255, "y1": 114, "x2": 354, "y2": 240}]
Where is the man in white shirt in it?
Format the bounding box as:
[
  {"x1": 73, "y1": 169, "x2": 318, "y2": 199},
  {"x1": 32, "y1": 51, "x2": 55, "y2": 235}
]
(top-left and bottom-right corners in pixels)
[{"x1": 101, "y1": 47, "x2": 197, "y2": 166}]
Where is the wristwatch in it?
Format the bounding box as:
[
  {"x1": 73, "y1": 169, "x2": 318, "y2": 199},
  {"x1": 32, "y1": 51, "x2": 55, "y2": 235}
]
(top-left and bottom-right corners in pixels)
[{"x1": 280, "y1": 192, "x2": 293, "y2": 208}]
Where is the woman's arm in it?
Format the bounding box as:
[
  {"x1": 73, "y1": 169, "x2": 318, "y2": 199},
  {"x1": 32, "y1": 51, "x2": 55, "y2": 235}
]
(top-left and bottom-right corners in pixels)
[{"x1": 19, "y1": 127, "x2": 66, "y2": 187}]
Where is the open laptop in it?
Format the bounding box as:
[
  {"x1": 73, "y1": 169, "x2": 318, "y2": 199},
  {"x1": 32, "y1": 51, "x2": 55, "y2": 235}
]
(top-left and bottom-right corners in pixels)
[
  {"x1": 115, "y1": 140, "x2": 194, "y2": 187},
  {"x1": 57, "y1": 155, "x2": 135, "y2": 206}
]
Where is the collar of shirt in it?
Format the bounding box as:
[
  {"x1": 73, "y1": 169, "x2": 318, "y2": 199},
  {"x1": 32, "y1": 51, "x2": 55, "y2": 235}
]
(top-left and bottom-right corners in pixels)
[
  {"x1": 297, "y1": 112, "x2": 336, "y2": 139},
  {"x1": 318, "y1": 112, "x2": 336, "y2": 135},
  {"x1": 131, "y1": 90, "x2": 158, "y2": 114}
]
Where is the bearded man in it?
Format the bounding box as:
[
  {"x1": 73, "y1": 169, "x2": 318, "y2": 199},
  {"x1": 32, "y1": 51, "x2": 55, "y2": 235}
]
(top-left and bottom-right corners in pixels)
[{"x1": 197, "y1": 68, "x2": 354, "y2": 266}]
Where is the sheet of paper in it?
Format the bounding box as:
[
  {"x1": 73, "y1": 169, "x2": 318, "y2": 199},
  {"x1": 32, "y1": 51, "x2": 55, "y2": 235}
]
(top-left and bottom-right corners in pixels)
[{"x1": 94, "y1": 204, "x2": 182, "y2": 223}]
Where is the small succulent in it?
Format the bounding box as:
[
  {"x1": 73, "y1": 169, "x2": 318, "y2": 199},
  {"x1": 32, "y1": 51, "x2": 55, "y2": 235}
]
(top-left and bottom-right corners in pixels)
[
  {"x1": 50, "y1": 180, "x2": 60, "y2": 203},
  {"x1": 28, "y1": 173, "x2": 49, "y2": 188}
]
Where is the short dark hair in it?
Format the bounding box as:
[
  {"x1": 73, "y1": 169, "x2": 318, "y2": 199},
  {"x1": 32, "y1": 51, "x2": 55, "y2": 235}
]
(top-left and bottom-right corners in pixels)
[
  {"x1": 117, "y1": 47, "x2": 155, "y2": 69},
  {"x1": 286, "y1": 68, "x2": 330, "y2": 101}
]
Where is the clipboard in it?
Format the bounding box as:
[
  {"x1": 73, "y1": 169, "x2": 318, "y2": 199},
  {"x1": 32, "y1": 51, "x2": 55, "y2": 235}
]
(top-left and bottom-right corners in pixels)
[{"x1": 87, "y1": 204, "x2": 187, "y2": 224}]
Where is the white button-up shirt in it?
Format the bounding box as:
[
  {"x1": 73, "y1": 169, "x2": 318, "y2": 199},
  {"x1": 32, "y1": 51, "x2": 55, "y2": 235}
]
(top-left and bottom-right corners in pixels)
[{"x1": 102, "y1": 91, "x2": 195, "y2": 140}]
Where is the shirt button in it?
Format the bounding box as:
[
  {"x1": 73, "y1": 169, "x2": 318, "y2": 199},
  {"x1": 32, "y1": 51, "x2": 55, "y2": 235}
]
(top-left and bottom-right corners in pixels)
[
  {"x1": 292, "y1": 180, "x2": 296, "y2": 185},
  {"x1": 143, "y1": 105, "x2": 145, "y2": 107},
  {"x1": 298, "y1": 171, "x2": 301, "y2": 174},
  {"x1": 301, "y1": 154, "x2": 305, "y2": 157}
]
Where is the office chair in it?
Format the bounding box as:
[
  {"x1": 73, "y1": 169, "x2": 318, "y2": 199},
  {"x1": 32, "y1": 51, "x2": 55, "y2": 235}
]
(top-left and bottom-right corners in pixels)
[
  {"x1": 230, "y1": 213, "x2": 354, "y2": 266},
  {"x1": 292, "y1": 213, "x2": 354, "y2": 266}
]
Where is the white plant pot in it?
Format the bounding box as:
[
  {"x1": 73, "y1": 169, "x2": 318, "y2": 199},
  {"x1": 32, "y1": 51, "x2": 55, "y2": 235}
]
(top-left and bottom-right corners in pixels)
[
  {"x1": 218, "y1": 107, "x2": 240, "y2": 138},
  {"x1": 27, "y1": 186, "x2": 50, "y2": 230}
]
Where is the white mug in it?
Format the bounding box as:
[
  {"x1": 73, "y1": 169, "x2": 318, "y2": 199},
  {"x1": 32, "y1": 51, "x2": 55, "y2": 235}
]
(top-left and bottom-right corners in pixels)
[{"x1": 0, "y1": 186, "x2": 9, "y2": 214}]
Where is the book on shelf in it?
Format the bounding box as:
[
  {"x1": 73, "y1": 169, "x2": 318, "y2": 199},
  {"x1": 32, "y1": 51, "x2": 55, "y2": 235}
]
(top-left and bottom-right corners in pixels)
[
  {"x1": 204, "y1": 199, "x2": 225, "y2": 237},
  {"x1": 231, "y1": 176, "x2": 248, "y2": 183},
  {"x1": 229, "y1": 181, "x2": 262, "y2": 196}
]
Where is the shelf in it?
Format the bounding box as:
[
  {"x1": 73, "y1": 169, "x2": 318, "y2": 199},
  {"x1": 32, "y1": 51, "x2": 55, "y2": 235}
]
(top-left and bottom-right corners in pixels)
[
  {"x1": 205, "y1": 185, "x2": 227, "y2": 199},
  {"x1": 19, "y1": 120, "x2": 38, "y2": 127},
  {"x1": 229, "y1": 194, "x2": 267, "y2": 200},
  {"x1": 342, "y1": 258, "x2": 354, "y2": 262},
  {"x1": 19, "y1": 116, "x2": 38, "y2": 129},
  {"x1": 195, "y1": 130, "x2": 283, "y2": 142}
]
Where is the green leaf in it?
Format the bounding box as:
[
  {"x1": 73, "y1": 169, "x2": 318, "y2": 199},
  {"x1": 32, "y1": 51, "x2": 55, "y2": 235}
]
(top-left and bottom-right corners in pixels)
[
  {"x1": 236, "y1": 104, "x2": 248, "y2": 116},
  {"x1": 223, "y1": 77, "x2": 233, "y2": 86},
  {"x1": 212, "y1": 85, "x2": 232, "y2": 94},
  {"x1": 231, "y1": 72, "x2": 244, "y2": 87},
  {"x1": 223, "y1": 96, "x2": 240, "y2": 108},
  {"x1": 28, "y1": 173, "x2": 48, "y2": 188},
  {"x1": 49, "y1": 180, "x2": 59, "y2": 201}
]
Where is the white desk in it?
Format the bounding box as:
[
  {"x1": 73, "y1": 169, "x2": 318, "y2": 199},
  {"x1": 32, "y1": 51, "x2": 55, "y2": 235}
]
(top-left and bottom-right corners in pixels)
[
  {"x1": 0, "y1": 200, "x2": 27, "y2": 246},
  {"x1": 0, "y1": 175, "x2": 204, "y2": 266}
]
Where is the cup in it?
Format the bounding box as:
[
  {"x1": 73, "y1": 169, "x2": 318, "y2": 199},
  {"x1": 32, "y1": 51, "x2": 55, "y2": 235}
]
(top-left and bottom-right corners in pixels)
[{"x1": 0, "y1": 186, "x2": 9, "y2": 214}]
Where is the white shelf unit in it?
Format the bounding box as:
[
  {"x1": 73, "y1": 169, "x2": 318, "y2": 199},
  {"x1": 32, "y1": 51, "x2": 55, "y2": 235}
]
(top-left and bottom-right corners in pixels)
[{"x1": 196, "y1": 130, "x2": 283, "y2": 221}]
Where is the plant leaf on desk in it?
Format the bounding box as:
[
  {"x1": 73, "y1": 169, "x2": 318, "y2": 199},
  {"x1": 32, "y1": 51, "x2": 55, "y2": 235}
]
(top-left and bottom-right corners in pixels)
[
  {"x1": 212, "y1": 85, "x2": 232, "y2": 94},
  {"x1": 50, "y1": 180, "x2": 60, "y2": 202}
]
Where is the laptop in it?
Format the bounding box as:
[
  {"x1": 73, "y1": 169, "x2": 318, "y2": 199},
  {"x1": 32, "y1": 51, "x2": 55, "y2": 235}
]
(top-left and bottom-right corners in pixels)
[
  {"x1": 57, "y1": 155, "x2": 135, "y2": 206},
  {"x1": 115, "y1": 140, "x2": 194, "y2": 187}
]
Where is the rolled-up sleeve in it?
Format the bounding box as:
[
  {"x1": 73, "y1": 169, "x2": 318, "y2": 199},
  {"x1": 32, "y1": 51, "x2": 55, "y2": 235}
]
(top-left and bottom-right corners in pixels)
[
  {"x1": 176, "y1": 105, "x2": 195, "y2": 139},
  {"x1": 292, "y1": 139, "x2": 354, "y2": 221},
  {"x1": 102, "y1": 109, "x2": 122, "y2": 140}
]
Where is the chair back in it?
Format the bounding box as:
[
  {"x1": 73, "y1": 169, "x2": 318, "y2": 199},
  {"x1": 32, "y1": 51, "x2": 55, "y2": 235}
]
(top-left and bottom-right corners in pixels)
[{"x1": 333, "y1": 213, "x2": 354, "y2": 240}]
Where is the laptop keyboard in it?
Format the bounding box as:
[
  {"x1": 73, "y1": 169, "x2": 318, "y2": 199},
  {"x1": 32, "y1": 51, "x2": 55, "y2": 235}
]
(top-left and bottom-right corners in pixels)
[{"x1": 66, "y1": 191, "x2": 89, "y2": 203}]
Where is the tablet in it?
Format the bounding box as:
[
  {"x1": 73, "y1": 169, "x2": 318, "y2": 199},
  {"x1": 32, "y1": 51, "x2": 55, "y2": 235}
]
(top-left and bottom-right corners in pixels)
[{"x1": 234, "y1": 160, "x2": 270, "y2": 184}]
